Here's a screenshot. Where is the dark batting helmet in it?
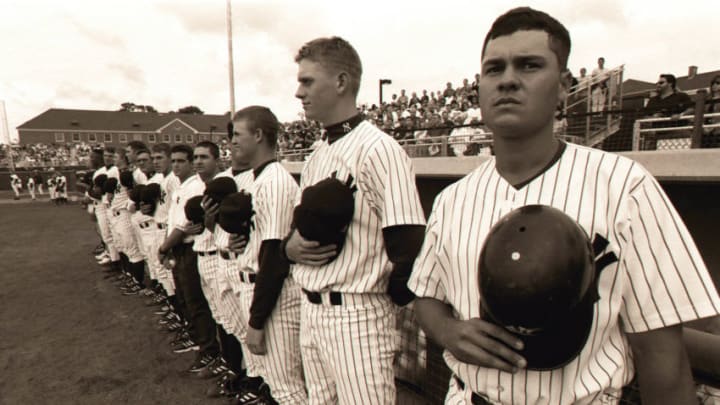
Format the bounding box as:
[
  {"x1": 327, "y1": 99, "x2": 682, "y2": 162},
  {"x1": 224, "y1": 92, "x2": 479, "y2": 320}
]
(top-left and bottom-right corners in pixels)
[
  {"x1": 103, "y1": 177, "x2": 119, "y2": 195},
  {"x1": 119, "y1": 170, "x2": 134, "y2": 189},
  {"x1": 292, "y1": 172, "x2": 355, "y2": 260},
  {"x1": 479, "y1": 204, "x2": 596, "y2": 370},
  {"x1": 204, "y1": 177, "x2": 237, "y2": 205},
  {"x1": 184, "y1": 195, "x2": 205, "y2": 225},
  {"x1": 218, "y1": 191, "x2": 254, "y2": 238}
]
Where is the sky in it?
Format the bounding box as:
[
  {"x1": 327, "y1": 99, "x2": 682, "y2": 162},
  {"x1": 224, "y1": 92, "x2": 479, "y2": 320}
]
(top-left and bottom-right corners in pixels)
[{"x1": 1, "y1": 0, "x2": 719, "y2": 144}]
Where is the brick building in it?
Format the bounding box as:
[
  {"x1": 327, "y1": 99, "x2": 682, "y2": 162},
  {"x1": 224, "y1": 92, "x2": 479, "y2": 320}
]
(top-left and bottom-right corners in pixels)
[{"x1": 17, "y1": 108, "x2": 232, "y2": 147}]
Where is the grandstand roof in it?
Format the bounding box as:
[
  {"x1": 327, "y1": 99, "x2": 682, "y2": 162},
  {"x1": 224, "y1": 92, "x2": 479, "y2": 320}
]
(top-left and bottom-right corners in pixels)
[
  {"x1": 17, "y1": 108, "x2": 231, "y2": 133},
  {"x1": 677, "y1": 69, "x2": 720, "y2": 93}
]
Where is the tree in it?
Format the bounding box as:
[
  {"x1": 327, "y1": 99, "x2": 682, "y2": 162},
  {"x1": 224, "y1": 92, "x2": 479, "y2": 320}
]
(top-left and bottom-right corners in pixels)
[
  {"x1": 177, "y1": 105, "x2": 204, "y2": 115},
  {"x1": 119, "y1": 102, "x2": 158, "y2": 113}
]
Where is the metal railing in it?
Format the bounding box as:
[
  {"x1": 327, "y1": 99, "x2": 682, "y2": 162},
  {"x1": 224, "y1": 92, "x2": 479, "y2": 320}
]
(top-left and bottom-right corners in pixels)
[{"x1": 632, "y1": 89, "x2": 719, "y2": 150}]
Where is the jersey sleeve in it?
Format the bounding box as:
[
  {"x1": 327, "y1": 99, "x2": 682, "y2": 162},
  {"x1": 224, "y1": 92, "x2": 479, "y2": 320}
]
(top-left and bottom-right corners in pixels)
[
  {"x1": 256, "y1": 171, "x2": 298, "y2": 241},
  {"x1": 618, "y1": 174, "x2": 720, "y2": 333},
  {"x1": 407, "y1": 196, "x2": 448, "y2": 303},
  {"x1": 360, "y1": 138, "x2": 425, "y2": 228}
]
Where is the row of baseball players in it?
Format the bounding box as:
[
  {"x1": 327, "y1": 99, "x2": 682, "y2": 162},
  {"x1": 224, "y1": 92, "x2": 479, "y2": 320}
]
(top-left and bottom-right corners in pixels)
[
  {"x1": 10, "y1": 170, "x2": 67, "y2": 202},
  {"x1": 85, "y1": 7, "x2": 720, "y2": 405}
]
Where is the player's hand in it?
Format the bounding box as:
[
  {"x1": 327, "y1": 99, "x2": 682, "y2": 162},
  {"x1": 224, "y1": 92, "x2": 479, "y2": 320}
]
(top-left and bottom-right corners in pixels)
[
  {"x1": 202, "y1": 196, "x2": 219, "y2": 231},
  {"x1": 443, "y1": 317, "x2": 526, "y2": 373},
  {"x1": 228, "y1": 234, "x2": 248, "y2": 254},
  {"x1": 139, "y1": 202, "x2": 153, "y2": 215},
  {"x1": 245, "y1": 326, "x2": 267, "y2": 355},
  {"x1": 185, "y1": 222, "x2": 204, "y2": 235},
  {"x1": 285, "y1": 229, "x2": 337, "y2": 266}
]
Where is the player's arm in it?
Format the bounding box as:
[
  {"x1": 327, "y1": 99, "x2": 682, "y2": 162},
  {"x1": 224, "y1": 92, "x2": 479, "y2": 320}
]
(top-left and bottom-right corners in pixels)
[
  {"x1": 626, "y1": 325, "x2": 697, "y2": 405},
  {"x1": 246, "y1": 239, "x2": 290, "y2": 355},
  {"x1": 414, "y1": 297, "x2": 526, "y2": 373},
  {"x1": 383, "y1": 225, "x2": 425, "y2": 306},
  {"x1": 283, "y1": 227, "x2": 336, "y2": 265}
]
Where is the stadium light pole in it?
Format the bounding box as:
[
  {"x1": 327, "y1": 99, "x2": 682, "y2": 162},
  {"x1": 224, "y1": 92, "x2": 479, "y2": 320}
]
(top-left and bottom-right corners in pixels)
[
  {"x1": 379, "y1": 79, "x2": 392, "y2": 106},
  {"x1": 226, "y1": 0, "x2": 236, "y2": 117}
]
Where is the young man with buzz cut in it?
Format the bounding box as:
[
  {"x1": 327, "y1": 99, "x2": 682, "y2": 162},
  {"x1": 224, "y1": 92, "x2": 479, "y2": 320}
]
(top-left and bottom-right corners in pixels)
[
  {"x1": 408, "y1": 7, "x2": 720, "y2": 404},
  {"x1": 224, "y1": 105, "x2": 307, "y2": 404},
  {"x1": 285, "y1": 36, "x2": 426, "y2": 404}
]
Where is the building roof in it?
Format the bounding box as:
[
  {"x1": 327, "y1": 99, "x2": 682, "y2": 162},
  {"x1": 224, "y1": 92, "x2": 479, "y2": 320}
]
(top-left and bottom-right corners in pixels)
[
  {"x1": 623, "y1": 68, "x2": 720, "y2": 98},
  {"x1": 17, "y1": 108, "x2": 231, "y2": 134},
  {"x1": 622, "y1": 79, "x2": 655, "y2": 97}
]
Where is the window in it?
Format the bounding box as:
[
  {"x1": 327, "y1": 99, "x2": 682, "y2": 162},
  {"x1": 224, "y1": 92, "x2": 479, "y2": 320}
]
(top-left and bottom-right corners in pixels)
[
  {"x1": 72, "y1": 133, "x2": 81, "y2": 142},
  {"x1": 174, "y1": 134, "x2": 182, "y2": 143},
  {"x1": 148, "y1": 134, "x2": 156, "y2": 143},
  {"x1": 162, "y1": 134, "x2": 170, "y2": 143},
  {"x1": 118, "y1": 133, "x2": 128, "y2": 143},
  {"x1": 104, "y1": 133, "x2": 112, "y2": 142},
  {"x1": 133, "y1": 133, "x2": 143, "y2": 141},
  {"x1": 88, "y1": 133, "x2": 97, "y2": 142},
  {"x1": 54, "y1": 133, "x2": 65, "y2": 142},
  {"x1": 185, "y1": 134, "x2": 194, "y2": 143}
]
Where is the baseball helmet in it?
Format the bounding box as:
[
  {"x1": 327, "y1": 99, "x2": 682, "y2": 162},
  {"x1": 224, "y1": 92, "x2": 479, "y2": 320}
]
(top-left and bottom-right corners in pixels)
[
  {"x1": 119, "y1": 170, "x2": 134, "y2": 189},
  {"x1": 204, "y1": 177, "x2": 237, "y2": 205},
  {"x1": 141, "y1": 183, "x2": 161, "y2": 204},
  {"x1": 184, "y1": 195, "x2": 205, "y2": 224},
  {"x1": 129, "y1": 184, "x2": 145, "y2": 204},
  {"x1": 479, "y1": 204, "x2": 596, "y2": 370},
  {"x1": 293, "y1": 172, "x2": 355, "y2": 257},
  {"x1": 93, "y1": 174, "x2": 108, "y2": 188},
  {"x1": 103, "y1": 177, "x2": 119, "y2": 194},
  {"x1": 218, "y1": 191, "x2": 254, "y2": 238}
]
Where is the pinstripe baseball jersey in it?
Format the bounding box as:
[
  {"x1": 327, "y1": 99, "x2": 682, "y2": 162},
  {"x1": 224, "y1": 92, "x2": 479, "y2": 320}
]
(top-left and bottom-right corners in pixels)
[
  {"x1": 195, "y1": 168, "x2": 235, "y2": 253},
  {"x1": 214, "y1": 170, "x2": 255, "y2": 292},
  {"x1": 237, "y1": 161, "x2": 299, "y2": 273},
  {"x1": 148, "y1": 172, "x2": 164, "y2": 184},
  {"x1": 154, "y1": 172, "x2": 179, "y2": 227},
  {"x1": 292, "y1": 120, "x2": 426, "y2": 293},
  {"x1": 168, "y1": 174, "x2": 204, "y2": 244},
  {"x1": 408, "y1": 142, "x2": 720, "y2": 404},
  {"x1": 132, "y1": 167, "x2": 148, "y2": 185}
]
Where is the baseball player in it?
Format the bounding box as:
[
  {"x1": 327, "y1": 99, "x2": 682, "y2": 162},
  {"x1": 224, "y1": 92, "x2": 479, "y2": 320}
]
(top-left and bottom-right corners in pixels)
[
  {"x1": 408, "y1": 8, "x2": 720, "y2": 405},
  {"x1": 147, "y1": 144, "x2": 180, "y2": 314},
  {"x1": 26, "y1": 176, "x2": 36, "y2": 200},
  {"x1": 126, "y1": 141, "x2": 150, "y2": 185},
  {"x1": 55, "y1": 171, "x2": 68, "y2": 204},
  {"x1": 221, "y1": 106, "x2": 307, "y2": 404},
  {"x1": 158, "y1": 144, "x2": 219, "y2": 368},
  {"x1": 93, "y1": 148, "x2": 121, "y2": 273},
  {"x1": 33, "y1": 170, "x2": 44, "y2": 195},
  {"x1": 46, "y1": 172, "x2": 56, "y2": 203},
  {"x1": 285, "y1": 37, "x2": 426, "y2": 404},
  {"x1": 10, "y1": 172, "x2": 22, "y2": 200}
]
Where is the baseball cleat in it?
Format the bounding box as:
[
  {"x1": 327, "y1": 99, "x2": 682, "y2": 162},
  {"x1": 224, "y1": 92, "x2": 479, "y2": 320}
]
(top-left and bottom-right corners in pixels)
[{"x1": 171, "y1": 338, "x2": 199, "y2": 354}]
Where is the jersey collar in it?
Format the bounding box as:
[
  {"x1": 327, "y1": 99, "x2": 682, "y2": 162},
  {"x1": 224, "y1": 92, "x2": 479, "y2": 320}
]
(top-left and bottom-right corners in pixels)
[
  {"x1": 323, "y1": 113, "x2": 365, "y2": 144},
  {"x1": 253, "y1": 159, "x2": 276, "y2": 179}
]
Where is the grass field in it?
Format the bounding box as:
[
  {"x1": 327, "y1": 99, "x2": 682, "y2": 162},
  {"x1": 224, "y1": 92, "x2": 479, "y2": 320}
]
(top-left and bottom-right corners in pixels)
[{"x1": 0, "y1": 201, "x2": 246, "y2": 404}]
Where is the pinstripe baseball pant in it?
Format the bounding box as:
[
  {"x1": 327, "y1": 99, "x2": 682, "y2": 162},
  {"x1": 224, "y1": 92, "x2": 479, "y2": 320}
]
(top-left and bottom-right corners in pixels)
[
  {"x1": 225, "y1": 276, "x2": 264, "y2": 379},
  {"x1": 238, "y1": 278, "x2": 307, "y2": 405},
  {"x1": 94, "y1": 203, "x2": 119, "y2": 261},
  {"x1": 197, "y1": 253, "x2": 220, "y2": 319},
  {"x1": 108, "y1": 209, "x2": 144, "y2": 263},
  {"x1": 299, "y1": 292, "x2": 397, "y2": 405}
]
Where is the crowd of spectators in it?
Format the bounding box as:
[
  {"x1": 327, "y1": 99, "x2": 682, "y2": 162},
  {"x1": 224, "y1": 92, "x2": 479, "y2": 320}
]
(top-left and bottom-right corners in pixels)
[
  {"x1": 1, "y1": 142, "x2": 93, "y2": 168},
  {"x1": 278, "y1": 75, "x2": 493, "y2": 159}
]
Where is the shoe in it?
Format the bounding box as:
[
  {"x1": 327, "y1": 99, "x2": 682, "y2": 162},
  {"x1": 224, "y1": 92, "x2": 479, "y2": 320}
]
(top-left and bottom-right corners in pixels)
[
  {"x1": 165, "y1": 320, "x2": 185, "y2": 332},
  {"x1": 170, "y1": 330, "x2": 190, "y2": 345},
  {"x1": 97, "y1": 257, "x2": 111, "y2": 265},
  {"x1": 187, "y1": 353, "x2": 216, "y2": 373},
  {"x1": 196, "y1": 357, "x2": 229, "y2": 379},
  {"x1": 171, "y1": 338, "x2": 199, "y2": 353},
  {"x1": 205, "y1": 371, "x2": 239, "y2": 398},
  {"x1": 122, "y1": 285, "x2": 142, "y2": 296},
  {"x1": 153, "y1": 307, "x2": 171, "y2": 315},
  {"x1": 93, "y1": 244, "x2": 106, "y2": 255}
]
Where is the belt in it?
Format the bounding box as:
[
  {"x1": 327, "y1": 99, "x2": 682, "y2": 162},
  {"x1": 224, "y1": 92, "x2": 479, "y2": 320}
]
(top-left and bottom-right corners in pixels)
[
  {"x1": 454, "y1": 375, "x2": 491, "y2": 405},
  {"x1": 139, "y1": 221, "x2": 153, "y2": 229},
  {"x1": 239, "y1": 272, "x2": 256, "y2": 283},
  {"x1": 197, "y1": 250, "x2": 218, "y2": 257},
  {"x1": 157, "y1": 223, "x2": 167, "y2": 230},
  {"x1": 302, "y1": 289, "x2": 343, "y2": 305},
  {"x1": 220, "y1": 250, "x2": 238, "y2": 261}
]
